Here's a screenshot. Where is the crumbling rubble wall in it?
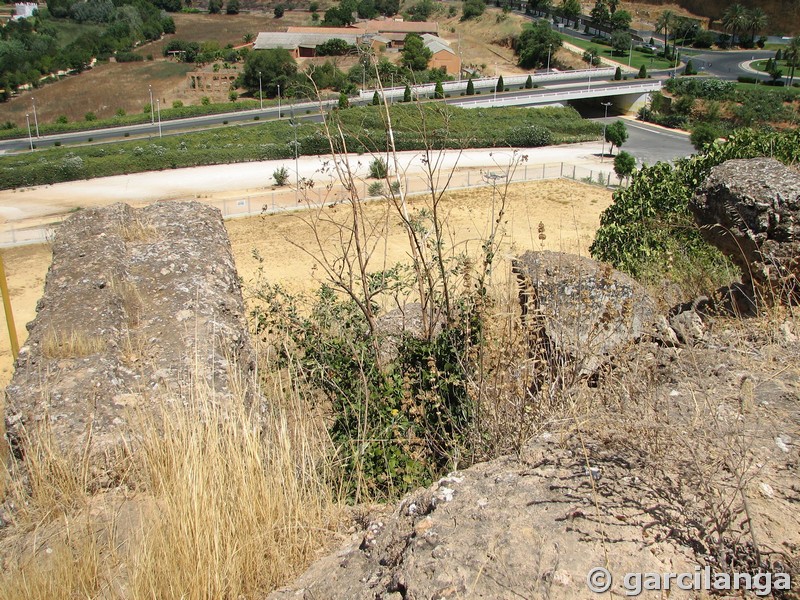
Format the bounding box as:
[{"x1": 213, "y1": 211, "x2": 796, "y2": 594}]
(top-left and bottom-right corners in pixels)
[{"x1": 4, "y1": 201, "x2": 258, "y2": 460}]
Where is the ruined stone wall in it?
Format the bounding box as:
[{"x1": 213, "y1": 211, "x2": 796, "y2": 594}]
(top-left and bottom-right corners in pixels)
[{"x1": 4, "y1": 201, "x2": 258, "y2": 460}]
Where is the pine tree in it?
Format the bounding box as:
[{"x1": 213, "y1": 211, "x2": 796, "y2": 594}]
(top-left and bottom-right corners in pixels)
[
  {"x1": 434, "y1": 80, "x2": 444, "y2": 99},
  {"x1": 403, "y1": 84, "x2": 412, "y2": 102},
  {"x1": 614, "y1": 66, "x2": 622, "y2": 80},
  {"x1": 496, "y1": 75, "x2": 504, "y2": 92},
  {"x1": 372, "y1": 90, "x2": 381, "y2": 105},
  {"x1": 338, "y1": 92, "x2": 349, "y2": 109},
  {"x1": 525, "y1": 75, "x2": 533, "y2": 89},
  {"x1": 637, "y1": 64, "x2": 647, "y2": 79},
  {"x1": 466, "y1": 78, "x2": 475, "y2": 95}
]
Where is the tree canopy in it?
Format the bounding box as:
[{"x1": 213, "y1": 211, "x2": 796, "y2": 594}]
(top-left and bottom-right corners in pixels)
[
  {"x1": 516, "y1": 20, "x2": 562, "y2": 69},
  {"x1": 401, "y1": 33, "x2": 432, "y2": 71},
  {"x1": 241, "y1": 49, "x2": 298, "y2": 97}
]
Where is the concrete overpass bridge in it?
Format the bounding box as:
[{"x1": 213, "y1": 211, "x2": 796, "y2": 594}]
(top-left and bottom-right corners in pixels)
[{"x1": 449, "y1": 80, "x2": 662, "y2": 114}]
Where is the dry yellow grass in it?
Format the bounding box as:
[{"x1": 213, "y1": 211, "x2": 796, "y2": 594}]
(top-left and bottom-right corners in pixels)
[{"x1": 0, "y1": 369, "x2": 338, "y2": 599}]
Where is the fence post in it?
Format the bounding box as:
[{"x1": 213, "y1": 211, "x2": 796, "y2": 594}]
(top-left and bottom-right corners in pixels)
[
  {"x1": 560, "y1": 162, "x2": 564, "y2": 177},
  {"x1": 272, "y1": 191, "x2": 275, "y2": 210},
  {"x1": 467, "y1": 171, "x2": 470, "y2": 186},
  {"x1": 524, "y1": 164, "x2": 527, "y2": 180},
  {"x1": 542, "y1": 164, "x2": 546, "y2": 179},
  {"x1": 572, "y1": 165, "x2": 576, "y2": 179}
]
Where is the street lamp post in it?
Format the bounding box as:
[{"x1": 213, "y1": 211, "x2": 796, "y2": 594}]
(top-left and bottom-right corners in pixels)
[
  {"x1": 628, "y1": 38, "x2": 633, "y2": 68},
  {"x1": 600, "y1": 101, "x2": 612, "y2": 162},
  {"x1": 25, "y1": 113, "x2": 33, "y2": 151},
  {"x1": 291, "y1": 102, "x2": 299, "y2": 203},
  {"x1": 156, "y1": 98, "x2": 162, "y2": 138},
  {"x1": 277, "y1": 84, "x2": 281, "y2": 117},
  {"x1": 149, "y1": 85, "x2": 155, "y2": 124},
  {"x1": 31, "y1": 97, "x2": 39, "y2": 138},
  {"x1": 258, "y1": 71, "x2": 263, "y2": 110}
]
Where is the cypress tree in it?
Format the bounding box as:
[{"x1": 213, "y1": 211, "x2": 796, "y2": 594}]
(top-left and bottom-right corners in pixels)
[
  {"x1": 614, "y1": 66, "x2": 622, "y2": 80},
  {"x1": 434, "y1": 80, "x2": 444, "y2": 99},
  {"x1": 637, "y1": 64, "x2": 647, "y2": 79},
  {"x1": 525, "y1": 75, "x2": 533, "y2": 88},
  {"x1": 372, "y1": 90, "x2": 381, "y2": 105},
  {"x1": 466, "y1": 78, "x2": 475, "y2": 95},
  {"x1": 403, "y1": 84, "x2": 411, "y2": 102},
  {"x1": 496, "y1": 75, "x2": 504, "y2": 92}
]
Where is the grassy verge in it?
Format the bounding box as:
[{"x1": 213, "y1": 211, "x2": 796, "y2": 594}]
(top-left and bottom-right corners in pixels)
[
  {"x1": 559, "y1": 33, "x2": 675, "y2": 70},
  {"x1": 0, "y1": 104, "x2": 601, "y2": 190}
]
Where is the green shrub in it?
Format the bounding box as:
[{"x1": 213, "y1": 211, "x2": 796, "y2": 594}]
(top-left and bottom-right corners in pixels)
[
  {"x1": 272, "y1": 166, "x2": 289, "y2": 185},
  {"x1": 368, "y1": 157, "x2": 388, "y2": 179},
  {"x1": 590, "y1": 128, "x2": 800, "y2": 282}
]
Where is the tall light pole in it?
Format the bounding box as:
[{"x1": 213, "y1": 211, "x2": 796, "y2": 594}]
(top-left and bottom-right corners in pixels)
[
  {"x1": 149, "y1": 85, "x2": 155, "y2": 124},
  {"x1": 628, "y1": 38, "x2": 633, "y2": 68},
  {"x1": 156, "y1": 98, "x2": 162, "y2": 138},
  {"x1": 31, "y1": 97, "x2": 39, "y2": 138},
  {"x1": 25, "y1": 113, "x2": 33, "y2": 151},
  {"x1": 546, "y1": 43, "x2": 552, "y2": 73},
  {"x1": 258, "y1": 71, "x2": 263, "y2": 110},
  {"x1": 290, "y1": 100, "x2": 299, "y2": 203},
  {"x1": 277, "y1": 84, "x2": 281, "y2": 117},
  {"x1": 600, "y1": 101, "x2": 612, "y2": 162}
]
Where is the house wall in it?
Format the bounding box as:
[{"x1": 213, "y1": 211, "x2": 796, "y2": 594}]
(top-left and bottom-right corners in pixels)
[{"x1": 429, "y1": 50, "x2": 460, "y2": 75}]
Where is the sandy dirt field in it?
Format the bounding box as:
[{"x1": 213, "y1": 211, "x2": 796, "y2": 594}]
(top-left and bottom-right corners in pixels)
[{"x1": 0, "y1": 176, "x2": 611, "y2": 387}]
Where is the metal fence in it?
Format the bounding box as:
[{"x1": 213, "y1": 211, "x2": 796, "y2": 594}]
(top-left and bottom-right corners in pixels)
[{"x1": 0, "y1": 161, "x2": 622, "y2": 248}]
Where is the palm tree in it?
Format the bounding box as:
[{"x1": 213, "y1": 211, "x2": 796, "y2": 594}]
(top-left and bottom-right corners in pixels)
[
  {"x1": 745, "y1": 7, "x2": 768, "y2": 46},
  {"x1": 786, "y1": 34, "x2": 800, "y2": 86},
  {"x1": 655, "y1": 10, "x2": 675, "y2": 57},
  {"x1": 722, "y1": 3, "x2": 748, "y2": 46}
]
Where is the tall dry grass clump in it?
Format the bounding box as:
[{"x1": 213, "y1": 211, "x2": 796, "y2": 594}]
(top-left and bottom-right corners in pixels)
[{"x1": 0, "y1": 366, "x2": 337, "y2": 599}]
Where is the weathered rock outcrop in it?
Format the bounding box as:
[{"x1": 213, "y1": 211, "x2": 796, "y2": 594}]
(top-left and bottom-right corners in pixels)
[
  {"x1": 512, "y1": 251, "x2": 657, "y2": 378},
  {"x1": 4, "y1": 202, "x2": 258, "y2": 461},
  {"x1": 690, "y1": 158, "x2": 800, "y2": 305}
]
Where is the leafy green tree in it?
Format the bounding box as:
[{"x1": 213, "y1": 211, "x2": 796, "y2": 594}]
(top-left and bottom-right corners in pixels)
[
  {"x1": 461, "y1": 0, "x2": 486, "y2": 21},
  {"x1": 323, "y1": 3, "x2": 355, "y2": 25},
  {"x1": 357, "y1": 0, "x2": 378, "y2": 18},
  {"x1": 605, "y1": 119, "x2": 628, "y2": 155},
  {"x1": 372, "y1": 90, "x2": 381, "y2": 105},
  {"x1": 226, "y1": 0, "x2": 240, "y2": 14},
  {"x1": 637, "y1": 64, "x2": 647, "y2": 78},
  {"x1": 609, "y1": 10, "x2": 631, "y2": 31},
  {"x1": 338, "y1": 92, "x2": 350, "y2": 108},
  {"x1": 611, "y1": 31, "x2": 631, "y2": 56},
  {"x1": 525, "y1": 74, "x2": 533, "y2": 88},
  {"x1": 495, "y1": 75, "x2": 504, "y2": 92},
  {"x1": 401, "y1": 33, "x2": 433, "y2": 71},
  {"x1": 434, "y1": 80, "x2": 444, "y2": 98},
  {"x1": 316, "y1": 38, "x2": 353, "y2": 56},
  {"x1": 516, "y1": 20, "x2": 562, "y2": 69},
  {"x1": 273, "y1": 4, "x2": 284, "y2": 17},
  {"x1": 613, "y1": 151, "x2": 636, "y2": 183},
  {"x1": 375, "y1": 0, "x2": 399, "y2": 15},
  {"x1": 557, "y1": 0, "x2": 581, "y2": 27},
  {"x1": 466, "y1": 78, "x2": 475, "y2": 94},
  {"x1": 590, "y1": 0, "x2": 609, "y2": 28},
  {"x1": 407, "y1": 0, "x2": 434, "y2": 20},
  {"x1": 241, "y1": 49, "x2": 298, "y2": 97},
  {"x1": 208, "y1": 0, "x2": 222, "y2": 13},
  {"x1": 614, "y1": 66, "x2": 622, "y2": 80},
  {"x1": 403, "y1": 84, "x2": 412, "y2": 102}
]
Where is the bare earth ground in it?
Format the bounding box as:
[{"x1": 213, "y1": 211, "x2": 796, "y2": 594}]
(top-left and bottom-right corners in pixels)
[{"x1": 0, "y1": 176, "x2": 612, "y2": 387}]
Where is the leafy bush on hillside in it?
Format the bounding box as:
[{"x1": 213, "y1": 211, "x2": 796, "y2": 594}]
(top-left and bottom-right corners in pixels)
[{"x1": 590, "y1": 128, "x2": 800, "y2": 282}]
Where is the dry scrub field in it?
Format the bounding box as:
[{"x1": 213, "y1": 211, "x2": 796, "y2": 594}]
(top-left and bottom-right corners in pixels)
[{"x1": 0, "y1": 178, "x2": 612, "y2": 386}]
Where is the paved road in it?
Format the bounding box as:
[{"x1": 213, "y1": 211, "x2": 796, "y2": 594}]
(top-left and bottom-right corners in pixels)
[
  {"x1": 593, "y1": 117, "x2": 693, "y2": 166},
  {"x1": 0, "y1": 75, "x2": 657, "y2": 153},
  {"x1": 681, "y1": 49, "x2": 774, "y2": 80}
]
